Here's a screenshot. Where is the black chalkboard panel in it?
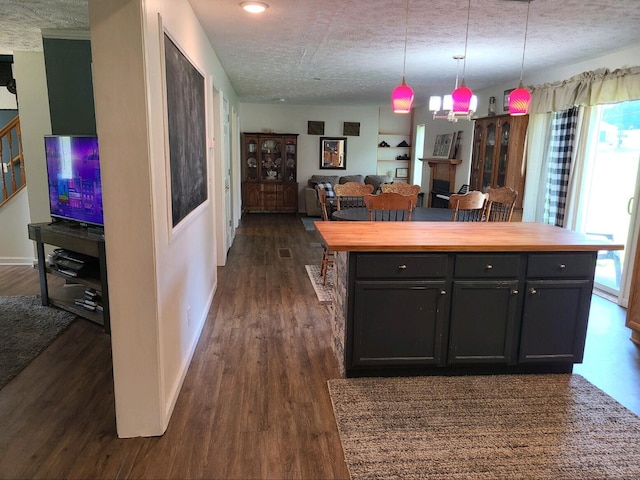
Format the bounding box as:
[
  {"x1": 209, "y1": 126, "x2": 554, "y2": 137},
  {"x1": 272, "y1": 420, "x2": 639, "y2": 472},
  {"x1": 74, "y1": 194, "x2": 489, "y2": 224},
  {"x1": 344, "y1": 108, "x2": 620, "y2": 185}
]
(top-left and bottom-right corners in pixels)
[{"x1": 164, "y1": 33, "x2": 207, "y2": 228}]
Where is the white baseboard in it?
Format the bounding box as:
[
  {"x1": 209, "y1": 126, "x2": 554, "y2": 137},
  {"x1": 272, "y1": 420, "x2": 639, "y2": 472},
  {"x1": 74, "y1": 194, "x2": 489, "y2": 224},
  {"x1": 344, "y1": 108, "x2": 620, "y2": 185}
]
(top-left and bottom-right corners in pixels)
[{"x1": 0, "y1": 257, "x2": 35, "y2": 266}]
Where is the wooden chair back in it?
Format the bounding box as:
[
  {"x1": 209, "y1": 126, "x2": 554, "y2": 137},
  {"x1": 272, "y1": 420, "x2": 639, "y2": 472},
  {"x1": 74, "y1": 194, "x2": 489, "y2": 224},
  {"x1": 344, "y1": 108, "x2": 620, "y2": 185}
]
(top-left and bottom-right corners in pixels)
[
  {"x1": 316, "y1": 185, "x2": 330, "y2": 221},
  {"x1": 485, "y1": 186, "x2": 517, "y2": 222},
  {"x1": 333, "y1": 182, "x2": 374, "y2": 210},
  {"x1": 449, "y1": 191, "x2": 488, "y2": 222},
  {"x1": 380, "y1": 182, "x2": 421, "y2": 197},
  {"x1": 363, "y1": 193, "x2": 417, "y2": 221}
]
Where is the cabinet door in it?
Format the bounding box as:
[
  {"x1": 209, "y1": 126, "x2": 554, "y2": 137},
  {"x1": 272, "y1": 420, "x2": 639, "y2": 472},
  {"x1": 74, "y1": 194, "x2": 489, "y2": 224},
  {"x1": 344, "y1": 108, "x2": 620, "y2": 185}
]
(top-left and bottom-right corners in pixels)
[
  {"x1": 471, "y1": 122, "x2": 485, "y2": 191},
  {"x1": 280, "y1": 183, "x2": 298, "y2": 211},
  {"x1": 519, "y1": 279, "x2": 593, "y2": 363},
  {"x1": 243, "y1": 135, "x2": 259, "y2": 181},
  {"x1": 260, "y1": 137, "x2": 284, "y2": 181},
  {"x1": 284, "y1": 137, "x2": 297, "y2": 182},
  {"x1": 242, "y1": 183, "x2": 261, "y2": 211},
  {"x1": 448, "y1": 280, "x2": 520, "y2": 364},
  {"x1": 351, "y1": 280, "x2": 448, "y2": 367},
  {"x1": 481, "y1": 121, "x2": 497, "y2": 191},
  {"x1": 496, "y1": 120, "x2": 511, "y2": 187}
]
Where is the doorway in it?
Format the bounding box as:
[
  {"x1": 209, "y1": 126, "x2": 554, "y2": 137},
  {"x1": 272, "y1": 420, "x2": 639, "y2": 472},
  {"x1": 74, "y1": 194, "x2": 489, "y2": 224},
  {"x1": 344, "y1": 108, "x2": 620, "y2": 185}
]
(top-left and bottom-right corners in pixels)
[{"x1": 579, "y1": 100, "x2": 640, "y2": 302}]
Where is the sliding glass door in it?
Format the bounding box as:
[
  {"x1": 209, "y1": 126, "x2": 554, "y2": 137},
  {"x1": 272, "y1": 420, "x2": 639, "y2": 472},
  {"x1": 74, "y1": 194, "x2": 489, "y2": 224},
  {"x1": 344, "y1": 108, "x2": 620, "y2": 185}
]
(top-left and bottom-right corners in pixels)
[{"x1": 580, "y1": 100, "x2": 640, "y2": 300}]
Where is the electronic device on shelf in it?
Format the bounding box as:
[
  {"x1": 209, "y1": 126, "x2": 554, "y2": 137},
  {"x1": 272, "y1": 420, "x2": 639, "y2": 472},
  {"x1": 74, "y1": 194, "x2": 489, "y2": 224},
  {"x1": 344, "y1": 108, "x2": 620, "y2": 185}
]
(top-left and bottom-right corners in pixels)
[
  {"x1": 44, "y1": 135, "x2": 104, "y2": 229},
  {"x1": 51, "y1": 248, "x2": 99, "y2": 277}
]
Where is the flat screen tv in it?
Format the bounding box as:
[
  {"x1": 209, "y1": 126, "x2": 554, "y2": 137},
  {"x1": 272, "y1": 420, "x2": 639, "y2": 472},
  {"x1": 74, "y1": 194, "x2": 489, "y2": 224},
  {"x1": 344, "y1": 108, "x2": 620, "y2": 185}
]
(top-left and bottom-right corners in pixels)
[{"x1": 44, "y1": 135, "x2": 104, "y2": 228}]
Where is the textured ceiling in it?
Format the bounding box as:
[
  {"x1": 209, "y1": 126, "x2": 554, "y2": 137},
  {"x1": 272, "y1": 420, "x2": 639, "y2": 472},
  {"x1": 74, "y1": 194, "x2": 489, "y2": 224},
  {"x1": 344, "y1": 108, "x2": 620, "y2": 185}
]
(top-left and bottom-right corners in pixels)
[{"x1": 2, "y1": 0, "x2": 639, "y2": 106}]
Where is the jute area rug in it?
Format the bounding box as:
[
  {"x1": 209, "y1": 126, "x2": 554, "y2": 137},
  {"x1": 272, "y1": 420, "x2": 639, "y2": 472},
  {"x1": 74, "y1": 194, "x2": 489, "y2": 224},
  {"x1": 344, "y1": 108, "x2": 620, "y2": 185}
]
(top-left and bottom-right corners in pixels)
[
  {"x1": 0, "y1": 295, "x2": 76, "y2": 389},
  {"x1": 328, "y1": 374, "x2": 640, "y2": 479}
]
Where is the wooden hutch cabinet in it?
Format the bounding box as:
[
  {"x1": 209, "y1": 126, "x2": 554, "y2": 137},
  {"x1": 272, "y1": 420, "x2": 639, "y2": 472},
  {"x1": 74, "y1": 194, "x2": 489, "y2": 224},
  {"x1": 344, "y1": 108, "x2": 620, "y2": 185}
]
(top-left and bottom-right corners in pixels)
[
  {"x1": 470, "y1": 114, "x2": 529, "y2": 210},
  {"x1": 242, "y1": 132, "x2": 299, "y2": 213}
]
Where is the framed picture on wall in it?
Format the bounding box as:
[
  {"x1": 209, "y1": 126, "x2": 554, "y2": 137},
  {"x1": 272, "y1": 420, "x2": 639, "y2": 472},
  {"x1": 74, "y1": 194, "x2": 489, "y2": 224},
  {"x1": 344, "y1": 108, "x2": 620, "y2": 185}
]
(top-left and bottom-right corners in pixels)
[
  {"x1": 163, "y1": 31, "x2": 207, "y2": 229},
  {"x1": 319, "y1": 137, "x2": 347, "y2": 169},
  {"x1": 396, "y1": 167, "x2": 408, "y2": 178},
  {"x1": 432, "y1": 133, "x2": 455, "y2": 159}
]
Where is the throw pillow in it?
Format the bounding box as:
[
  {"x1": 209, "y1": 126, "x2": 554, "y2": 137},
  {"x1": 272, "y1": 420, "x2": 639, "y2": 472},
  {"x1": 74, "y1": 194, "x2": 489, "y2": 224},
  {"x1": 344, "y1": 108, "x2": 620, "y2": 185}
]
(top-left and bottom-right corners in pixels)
[
  {"x1": 316, "y1": 181, "x2": 335, "y2": 198},
  {"x1": 375, "y1": 182, "x2": 392, "y2": 194}
]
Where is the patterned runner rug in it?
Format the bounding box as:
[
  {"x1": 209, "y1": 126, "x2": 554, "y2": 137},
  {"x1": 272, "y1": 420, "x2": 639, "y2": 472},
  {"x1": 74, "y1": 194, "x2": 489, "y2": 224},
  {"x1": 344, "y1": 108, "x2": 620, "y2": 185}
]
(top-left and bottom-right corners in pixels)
[
  {"x1": 305, "y1": 264, "x2": 333, "y2": 304},
  {"x1": 328, "y1": 374, "x2": 640, "y2": 479}
]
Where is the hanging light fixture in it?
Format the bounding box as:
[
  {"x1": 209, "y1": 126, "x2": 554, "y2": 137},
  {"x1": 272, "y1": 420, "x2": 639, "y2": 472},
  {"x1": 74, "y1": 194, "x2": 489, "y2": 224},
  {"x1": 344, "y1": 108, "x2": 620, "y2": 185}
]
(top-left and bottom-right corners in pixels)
[
  {"x1": 509, "y1": 0, "x2": 532, "y2": 115},
  {"x1": 451, "y1": 0, "x2": 474, "y2": 114},
  {"x1": 391, "y1": 0, "x2": 414, "y2": 114},
  {"x1": 429, "y1": 56, "x2": 478, "y2": 122}
]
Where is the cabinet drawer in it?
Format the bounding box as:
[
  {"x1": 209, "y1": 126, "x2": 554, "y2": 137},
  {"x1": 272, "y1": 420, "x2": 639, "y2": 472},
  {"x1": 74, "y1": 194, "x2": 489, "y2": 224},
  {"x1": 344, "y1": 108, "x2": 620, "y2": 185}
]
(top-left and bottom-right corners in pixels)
[
  {"x1": 356, "y1": 253, "x2": 448, "y2": 279},
  {"x1": 261, "y1": 183, "x2": 282, "y2": 192},
  {"x1": 527, "y1": 253, "x2": 596, "y2": 278},
  {"x1": 454, "y1": 254, "x2": 520, "y2": 278}
]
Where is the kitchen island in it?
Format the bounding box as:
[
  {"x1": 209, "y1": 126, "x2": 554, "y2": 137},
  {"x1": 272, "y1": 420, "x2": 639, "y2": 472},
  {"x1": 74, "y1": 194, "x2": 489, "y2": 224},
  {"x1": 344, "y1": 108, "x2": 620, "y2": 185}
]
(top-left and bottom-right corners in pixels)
[{"x1": 315, "y1": 221, "x2": 624, "y2": 377}]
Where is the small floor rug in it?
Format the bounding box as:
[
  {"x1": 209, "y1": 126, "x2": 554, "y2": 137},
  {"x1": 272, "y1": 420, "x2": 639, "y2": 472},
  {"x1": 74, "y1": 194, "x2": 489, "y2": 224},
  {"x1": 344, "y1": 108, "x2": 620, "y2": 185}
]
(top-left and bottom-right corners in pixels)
[
  {"x1": 328, "y1": 374, "x2": 640, "y2": 479},
  {"x1": 301, "y1": 216, "x2": 317, "y2": 231},
  {"x1": 305, "y1": 264, "x2": 333, "y2": 304},
  {"x1": 0, "y1": 295, "x2": 77, "y2": 389}
]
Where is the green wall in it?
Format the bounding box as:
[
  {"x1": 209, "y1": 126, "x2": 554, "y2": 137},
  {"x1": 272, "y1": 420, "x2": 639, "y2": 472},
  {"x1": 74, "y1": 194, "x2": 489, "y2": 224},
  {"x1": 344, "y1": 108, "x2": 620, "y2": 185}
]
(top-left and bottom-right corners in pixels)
[{"x1": 43, "y1": 38, "x2": 96, "y2": 135}]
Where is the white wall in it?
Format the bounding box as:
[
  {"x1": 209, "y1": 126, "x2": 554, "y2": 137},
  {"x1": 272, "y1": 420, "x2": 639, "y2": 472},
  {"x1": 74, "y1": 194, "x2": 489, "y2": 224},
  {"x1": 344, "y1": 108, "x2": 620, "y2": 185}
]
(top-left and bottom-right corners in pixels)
[
  {"x1": 0, "y1": 189, "x2": 32, "y2": 264},
  {"x1": 89, "y1": 0, "x2": 239, "y2": 438},
  {"x1": 0, "y1": 86, "x2": 16, "y2": 109},
  {"x1": 239, "y1": 103, "x2": 380, "y2": 211},
  {"x1": 4, "y1": 52, "x2": 53, "y2": 264}
]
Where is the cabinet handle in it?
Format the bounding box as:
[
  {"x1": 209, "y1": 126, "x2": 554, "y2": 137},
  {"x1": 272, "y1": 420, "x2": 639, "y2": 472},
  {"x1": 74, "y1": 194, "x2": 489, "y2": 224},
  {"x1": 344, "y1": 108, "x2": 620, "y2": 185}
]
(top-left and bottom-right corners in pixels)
[
  {"x1": 398, "y1": 265, "x2": 407, "y2": 270},
  {"x1": 529, "y1": 288, "x2": 537, "y2": 295},
  {"x1": 440, "y1": 290, "x2": 447, "y2": 295},
  {"x1": 511, "y1": 289, "x2": 519, "y2": 295},
  {"x1": 559, "y1": 264, "x2": 566, "y2": 269},
  {"x1": 485, "y1": 264, "x2": 493, "y2": 270}
]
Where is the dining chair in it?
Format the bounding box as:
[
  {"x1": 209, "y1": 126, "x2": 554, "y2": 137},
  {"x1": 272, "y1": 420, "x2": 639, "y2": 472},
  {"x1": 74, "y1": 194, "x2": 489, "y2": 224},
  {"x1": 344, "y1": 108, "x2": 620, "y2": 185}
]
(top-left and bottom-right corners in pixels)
[
  {"x1": 333, "y1": 182, "x2": 374, "y2": 210},
  {"x1": 449, "y1": 190, "x2": 488, "y2": 222},
  {"x1": 485, "y1": 186, "x2": 518, "y2": 222},
  {"x1": 316, "y1": 187, "x2": 335, "y2": 285},
  {"x1": 363, "y1": 192, "x2": 417, "y2": 221},
  {"x1": 380, "y1": 182, "x2": 421, "y2": 197}
]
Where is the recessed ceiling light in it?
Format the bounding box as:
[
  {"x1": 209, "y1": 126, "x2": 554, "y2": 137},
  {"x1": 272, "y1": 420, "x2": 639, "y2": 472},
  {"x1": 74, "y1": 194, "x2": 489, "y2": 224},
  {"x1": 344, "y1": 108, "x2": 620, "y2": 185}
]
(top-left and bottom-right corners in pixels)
[{"x1": 240, "y1": 2, "x2": 269, "y2": 13}]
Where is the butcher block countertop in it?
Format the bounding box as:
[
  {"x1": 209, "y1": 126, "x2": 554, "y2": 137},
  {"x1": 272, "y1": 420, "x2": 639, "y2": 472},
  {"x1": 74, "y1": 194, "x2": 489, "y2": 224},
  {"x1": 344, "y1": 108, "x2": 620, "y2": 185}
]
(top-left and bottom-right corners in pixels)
[{"x1": 314, "y1": 221, "x2": 625, "y2": 252}]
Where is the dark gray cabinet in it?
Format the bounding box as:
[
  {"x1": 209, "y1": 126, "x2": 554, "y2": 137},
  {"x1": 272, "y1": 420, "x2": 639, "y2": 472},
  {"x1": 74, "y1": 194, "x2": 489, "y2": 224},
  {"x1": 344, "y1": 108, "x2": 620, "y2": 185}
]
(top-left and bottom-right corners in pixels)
[
  {"x1": 353, "y1": 281, "x2": 447, "y2": 366},
  {"x1": 448, "y1": 253, "x2": 522, "y2": 364},
  {"x1": 448, "y1": 280, "x2": 520, "y2": 364},
  {"x1": 349, "y1": 253, "x2": 449, "y2": 368},
  {"x1": 346, "y1": 251, "x2": 596, "y2": 376},
  {"x1": 519, "y1": 253, "x2": 596, "y2": 363}
]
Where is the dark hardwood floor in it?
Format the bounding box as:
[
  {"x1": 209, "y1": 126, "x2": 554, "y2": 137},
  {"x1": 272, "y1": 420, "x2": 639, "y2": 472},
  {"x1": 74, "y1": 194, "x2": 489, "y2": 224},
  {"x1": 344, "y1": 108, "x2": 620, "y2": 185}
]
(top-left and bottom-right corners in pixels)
[{"x1": 0, "y1": 213, "x2": 638, "y2": 479}]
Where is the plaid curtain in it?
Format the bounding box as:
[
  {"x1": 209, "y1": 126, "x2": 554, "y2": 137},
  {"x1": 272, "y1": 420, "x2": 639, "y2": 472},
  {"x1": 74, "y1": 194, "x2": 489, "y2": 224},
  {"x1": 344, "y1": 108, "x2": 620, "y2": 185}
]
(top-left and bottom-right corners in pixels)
[{"x1": 543, "y1": 107, "x2": 579, "y2": 226}]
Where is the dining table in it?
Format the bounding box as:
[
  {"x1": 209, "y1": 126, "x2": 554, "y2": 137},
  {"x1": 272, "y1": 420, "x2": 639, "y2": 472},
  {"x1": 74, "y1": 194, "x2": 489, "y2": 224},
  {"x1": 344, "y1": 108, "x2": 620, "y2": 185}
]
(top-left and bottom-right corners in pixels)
[{"x1": 331, "y1": 206, "x2": 453, "y2": 221}]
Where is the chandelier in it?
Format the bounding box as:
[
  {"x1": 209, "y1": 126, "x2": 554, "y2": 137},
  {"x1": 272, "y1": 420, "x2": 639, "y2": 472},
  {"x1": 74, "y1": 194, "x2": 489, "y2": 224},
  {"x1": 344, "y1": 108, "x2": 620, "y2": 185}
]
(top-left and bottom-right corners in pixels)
[{"x1": 429, "y1": 55, "x2": 478, "y2": 122}]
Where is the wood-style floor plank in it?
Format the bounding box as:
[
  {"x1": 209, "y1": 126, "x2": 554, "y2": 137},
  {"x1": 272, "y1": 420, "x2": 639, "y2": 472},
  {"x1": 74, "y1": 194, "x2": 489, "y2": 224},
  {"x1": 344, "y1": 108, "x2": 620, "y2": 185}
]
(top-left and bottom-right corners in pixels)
[
  {"x1": 0, "y1": 213, "x2": 637, "y2": 479},
  {"x1": 0, "y1": 213, "x2": 347, "y2": 479}
]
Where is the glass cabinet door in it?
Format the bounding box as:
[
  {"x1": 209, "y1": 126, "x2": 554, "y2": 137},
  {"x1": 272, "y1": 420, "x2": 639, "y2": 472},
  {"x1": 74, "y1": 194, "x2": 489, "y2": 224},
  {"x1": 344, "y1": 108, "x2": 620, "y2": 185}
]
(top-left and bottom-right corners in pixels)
[
  {"x1": 482, "y1": 122, "x2": 496, "y2": 190},
  {"x1": 260, "y1": 138, "x2": 282, "y2": 181},
  {"x1": 471, "y1": 124, "x2": 484, "y2": 190},
  {"x1": 496, "y1": 121, "x2": 511, "y2": 187},
  {"x1": 245, "y1": 137, "x2": 258, "y2": 180},
  {"x1": 285, "y1": 140, "x2": 296, "y2": 181}
]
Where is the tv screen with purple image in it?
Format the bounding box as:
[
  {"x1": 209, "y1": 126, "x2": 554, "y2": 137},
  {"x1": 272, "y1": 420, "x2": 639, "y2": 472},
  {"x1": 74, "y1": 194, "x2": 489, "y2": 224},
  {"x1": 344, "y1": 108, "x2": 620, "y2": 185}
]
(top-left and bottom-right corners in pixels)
[{"x1": 44, "y1": 135, "x2": 104, "y2": 227}]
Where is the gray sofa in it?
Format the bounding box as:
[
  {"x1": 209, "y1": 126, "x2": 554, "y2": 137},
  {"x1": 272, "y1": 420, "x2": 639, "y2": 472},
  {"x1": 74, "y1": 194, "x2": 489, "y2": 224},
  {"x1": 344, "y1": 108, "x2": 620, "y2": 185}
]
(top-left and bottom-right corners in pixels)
[{"x1": 304, "y1": 174, "x2": 392, "y2": 217}]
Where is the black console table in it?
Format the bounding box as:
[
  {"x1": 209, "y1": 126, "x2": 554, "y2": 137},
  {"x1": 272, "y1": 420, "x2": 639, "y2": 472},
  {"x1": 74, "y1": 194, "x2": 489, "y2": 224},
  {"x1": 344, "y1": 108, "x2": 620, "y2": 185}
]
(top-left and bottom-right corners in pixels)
[{"x1": 28, "y1": 222, "x2": 110, "y2": 333}]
